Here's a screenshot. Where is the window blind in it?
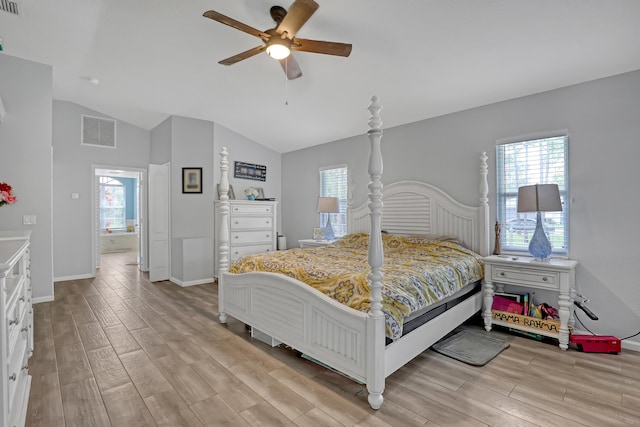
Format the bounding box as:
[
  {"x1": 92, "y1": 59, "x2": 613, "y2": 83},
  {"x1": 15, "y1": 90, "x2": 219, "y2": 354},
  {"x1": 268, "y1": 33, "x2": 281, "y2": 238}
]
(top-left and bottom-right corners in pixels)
[
  {"x1": 319, "y1": 166, "x2": 348, "y2": 237},
  {"x1": 496, "y1": 135, "x2": 569, "y2": 254}
]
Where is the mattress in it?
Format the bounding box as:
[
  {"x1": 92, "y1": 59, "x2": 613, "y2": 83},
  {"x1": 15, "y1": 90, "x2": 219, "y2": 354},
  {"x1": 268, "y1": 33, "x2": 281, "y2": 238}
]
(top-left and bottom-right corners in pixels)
[{"x1": 229, "y1": 232, "x2": 484, "y2": 340}]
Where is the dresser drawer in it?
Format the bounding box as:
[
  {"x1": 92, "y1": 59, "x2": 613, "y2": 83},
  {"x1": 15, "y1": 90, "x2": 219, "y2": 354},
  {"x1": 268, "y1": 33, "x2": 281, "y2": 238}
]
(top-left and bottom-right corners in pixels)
[
  {"x1": 492, "y1": 266, "x2": 559, "y2": 290},
  {"x1": 7, "y1": 335, "x2": 28, "y2": 417},
  {"x1": 231, "y1": 204, "x2": 274, "y2": 215},
  {"x1": 231, "y1": 230, "x2": 274, "y2": 244},
  {"x1": 230, "y1": 216, "x2": 273, "y2": 230},
  {"x1": 5, "y1": 294, "x2": 21, "y2": 358},
  {"x1": 231, "y1": 244, "x2": 274, "y2": 260}
]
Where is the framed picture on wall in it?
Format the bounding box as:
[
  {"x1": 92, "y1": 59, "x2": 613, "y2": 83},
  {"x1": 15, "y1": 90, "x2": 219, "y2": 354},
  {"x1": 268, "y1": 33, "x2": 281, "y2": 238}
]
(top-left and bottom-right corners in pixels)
[{"x1": 182, "y1": 167, "x2": 202, "y2": 194}]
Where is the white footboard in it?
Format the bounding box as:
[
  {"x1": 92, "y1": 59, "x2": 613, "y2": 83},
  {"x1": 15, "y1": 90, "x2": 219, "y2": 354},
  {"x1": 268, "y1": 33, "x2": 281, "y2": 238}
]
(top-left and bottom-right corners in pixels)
[{"x1": 222, "y1": 271, "x2": 369, "y2": 382}]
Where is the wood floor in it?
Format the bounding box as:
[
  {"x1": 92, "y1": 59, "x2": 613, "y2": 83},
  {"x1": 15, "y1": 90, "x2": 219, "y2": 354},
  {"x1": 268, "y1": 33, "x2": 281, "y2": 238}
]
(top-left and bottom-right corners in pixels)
[{"x1": 26, "y1": 252, "x2": 640, "y2": 427}]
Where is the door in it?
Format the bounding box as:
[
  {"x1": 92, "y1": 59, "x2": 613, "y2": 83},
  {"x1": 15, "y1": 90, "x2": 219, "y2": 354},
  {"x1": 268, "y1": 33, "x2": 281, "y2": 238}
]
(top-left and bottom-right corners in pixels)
[{"x1": 148, "y1": 163, "x2": 170, "y2": 282}]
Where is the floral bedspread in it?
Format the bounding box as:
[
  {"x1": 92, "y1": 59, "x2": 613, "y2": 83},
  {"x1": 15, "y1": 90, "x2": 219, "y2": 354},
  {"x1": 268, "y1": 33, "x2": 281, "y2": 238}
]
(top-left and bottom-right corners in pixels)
[{"x1": 229, "y1": 232, "x2": 484, "y2": 339}]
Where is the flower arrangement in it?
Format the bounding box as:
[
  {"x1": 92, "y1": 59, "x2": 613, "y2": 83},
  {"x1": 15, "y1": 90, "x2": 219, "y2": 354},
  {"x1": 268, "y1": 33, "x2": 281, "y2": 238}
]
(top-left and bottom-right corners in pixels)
[
  {"x1": 244, "y1": 187, "x2": 258, "y2": 200},
  {"x1": 0, "y1": 182, "x2": 17, "y2": 206}
]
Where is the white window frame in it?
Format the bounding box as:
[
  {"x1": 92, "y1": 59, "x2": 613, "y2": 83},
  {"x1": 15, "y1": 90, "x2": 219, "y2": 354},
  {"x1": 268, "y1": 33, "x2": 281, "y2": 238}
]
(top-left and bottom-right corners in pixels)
[
  {"x1": 99, "y1": 177, "x2": 127, "y2": 231},
  {"x1": 319, "y1": 165, "x2": 348, "y2": 238},
  {"x1": 496, "y1": 132, "x2": 569, "y2": 255}
]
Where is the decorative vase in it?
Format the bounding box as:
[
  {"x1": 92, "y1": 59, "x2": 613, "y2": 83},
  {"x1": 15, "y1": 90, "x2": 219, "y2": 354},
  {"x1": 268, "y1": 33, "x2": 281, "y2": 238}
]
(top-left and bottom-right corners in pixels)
[
  {"x1": 528, "y1": 211, "x2": 552, "y2": 260},
  {"x1": 247, "y1": 194, "x2": 255, "y2": 200}
]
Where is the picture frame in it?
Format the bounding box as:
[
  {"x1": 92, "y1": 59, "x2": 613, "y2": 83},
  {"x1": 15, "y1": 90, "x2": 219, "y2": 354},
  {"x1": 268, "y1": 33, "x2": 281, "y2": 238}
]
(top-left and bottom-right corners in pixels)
[
  {"x1": 255, "y1": 187, "x2": 265, "y2": 199},
  {"x1": 182, "y1": 167, "x2": 202, "y2": 194},
  {"x1": 494, "y1": 292, "x2": 521, "y2": 302},
  {"x1": 216, "y1": 184, "x2": 235, "y2": 200},
  {"x1": 234, "y1": 161, "x2": 267, "y2": 181},
  {"x1": 313, "y1": 227, "x2": 324, "y2": 240}
]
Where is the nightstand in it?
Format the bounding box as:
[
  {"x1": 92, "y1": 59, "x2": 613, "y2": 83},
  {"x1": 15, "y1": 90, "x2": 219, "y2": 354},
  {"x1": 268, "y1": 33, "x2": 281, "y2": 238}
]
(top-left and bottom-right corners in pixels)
[
  {"x1": 482, "y1": 255, "x2": 578, "y2": 350},
  {"x1": 298, "y1": 239, "x2": 336, "y2": 248}
]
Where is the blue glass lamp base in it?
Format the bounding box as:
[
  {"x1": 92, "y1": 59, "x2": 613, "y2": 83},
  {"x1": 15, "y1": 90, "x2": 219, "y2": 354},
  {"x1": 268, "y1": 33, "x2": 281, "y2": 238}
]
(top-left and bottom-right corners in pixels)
[
  {"x1": 528, "y1": 212, "x2": 552, "y2": 261},
  {"x1": 323, "y1": 217, "x2": 335, "y2": 240}
]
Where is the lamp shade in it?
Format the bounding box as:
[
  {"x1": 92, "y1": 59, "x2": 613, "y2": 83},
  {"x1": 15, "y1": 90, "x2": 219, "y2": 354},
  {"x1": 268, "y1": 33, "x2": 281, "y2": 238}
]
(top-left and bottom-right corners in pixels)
[
  {"x1": 517, "y1": 184, "x2": 562, "y2": 213},
  {"x1": 317, "y1": 197, "x2": 339, "y2": 213}
]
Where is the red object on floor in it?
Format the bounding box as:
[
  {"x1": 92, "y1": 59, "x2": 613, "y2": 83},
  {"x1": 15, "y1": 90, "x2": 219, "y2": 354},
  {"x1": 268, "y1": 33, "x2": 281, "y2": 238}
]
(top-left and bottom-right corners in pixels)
[{"x1": 570, "y1": 334, "x2": 621, "y2": 354}]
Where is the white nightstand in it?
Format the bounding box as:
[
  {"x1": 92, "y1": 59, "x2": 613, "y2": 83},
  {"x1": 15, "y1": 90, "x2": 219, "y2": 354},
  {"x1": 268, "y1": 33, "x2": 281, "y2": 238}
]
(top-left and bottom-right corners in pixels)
[
  {"x1": 482, "y1": 255, "x2": 578, "y2": 350},
  {"x1": 298, "y1": 239, "x2": 336, "y2": 248}
]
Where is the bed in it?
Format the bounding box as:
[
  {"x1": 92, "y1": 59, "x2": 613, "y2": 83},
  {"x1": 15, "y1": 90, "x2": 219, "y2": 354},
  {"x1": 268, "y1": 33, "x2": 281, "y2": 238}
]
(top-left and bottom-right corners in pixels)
[{"x1": 216, "y1": 96, "x2": 490, "y2": 409}]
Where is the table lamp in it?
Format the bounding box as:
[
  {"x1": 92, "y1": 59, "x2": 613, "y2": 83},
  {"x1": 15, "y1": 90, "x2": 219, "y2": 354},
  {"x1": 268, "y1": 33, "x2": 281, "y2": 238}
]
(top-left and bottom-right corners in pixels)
[
  {"x1": 317, "y1": 197, "x2": 339, "y2": 240},
  {"x1": 516, "y1": 184, "x2": 562, "y2": 261}
]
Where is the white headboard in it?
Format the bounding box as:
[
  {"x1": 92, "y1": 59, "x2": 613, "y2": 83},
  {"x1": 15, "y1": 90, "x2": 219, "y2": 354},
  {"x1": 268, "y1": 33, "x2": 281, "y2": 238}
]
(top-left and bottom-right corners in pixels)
[{"x1": 348, "y1": 160, "x2": 490, "y2": 256}]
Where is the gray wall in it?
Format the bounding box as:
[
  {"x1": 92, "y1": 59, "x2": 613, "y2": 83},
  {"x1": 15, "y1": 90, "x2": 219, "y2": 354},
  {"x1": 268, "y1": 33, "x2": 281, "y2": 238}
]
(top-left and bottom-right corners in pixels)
[
  {"x1": 0, "y1": 54, "x2": 54, "y2": 301},
  {"x1": 282, "y1": 70, "x2": 640, "y2": 343},
  {"x1": 52, "y1": 100, "x2": 151, "y2": 280},
  {"x1": 213, "y1": 123, "x2": 283, "y2": 232}
]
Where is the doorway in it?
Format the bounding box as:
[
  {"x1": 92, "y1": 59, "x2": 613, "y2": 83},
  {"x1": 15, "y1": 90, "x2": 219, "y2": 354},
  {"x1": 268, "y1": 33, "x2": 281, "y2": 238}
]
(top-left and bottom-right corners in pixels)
[{"x1": 92, "y1": 166, "x2": 147, "y2": 272}]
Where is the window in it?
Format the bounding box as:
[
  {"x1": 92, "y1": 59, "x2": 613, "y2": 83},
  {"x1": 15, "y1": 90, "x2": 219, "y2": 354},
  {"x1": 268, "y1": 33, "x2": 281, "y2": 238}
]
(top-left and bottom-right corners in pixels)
[
  {"x1": 496, "y1": 135, "x2": 568, "y2": 254},
  {"x1": 319, "y1": 165, "x2": 348, "y2": 238},
  {"x1": 100, "y1": 177, "x2": 126, "y2": 231}
]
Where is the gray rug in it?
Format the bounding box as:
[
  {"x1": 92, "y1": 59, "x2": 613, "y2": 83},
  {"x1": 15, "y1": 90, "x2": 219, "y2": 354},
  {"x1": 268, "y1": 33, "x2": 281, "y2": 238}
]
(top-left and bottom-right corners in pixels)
[{"x1": 432, "y1": 329, "x2": 509, "y2": 366}]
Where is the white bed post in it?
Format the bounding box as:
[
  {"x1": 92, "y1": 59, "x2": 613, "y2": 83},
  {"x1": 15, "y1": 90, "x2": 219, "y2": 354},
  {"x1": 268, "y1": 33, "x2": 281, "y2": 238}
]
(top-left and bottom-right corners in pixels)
[
  {"x1": 218, "y1": 147, "x2": 230, "y2": 323},
  {"x1": 365, "y1": 96, "x2": 385, "y2": 410},
  {"x1": 479, "y1": 151, "x2": 490, "y2": 256}
]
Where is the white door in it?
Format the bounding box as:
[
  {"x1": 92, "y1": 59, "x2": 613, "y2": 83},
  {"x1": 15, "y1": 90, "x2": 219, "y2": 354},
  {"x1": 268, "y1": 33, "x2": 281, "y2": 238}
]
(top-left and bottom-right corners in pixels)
[{"x1": 148, "y1": 163, "x2": 170, "y2": 282}]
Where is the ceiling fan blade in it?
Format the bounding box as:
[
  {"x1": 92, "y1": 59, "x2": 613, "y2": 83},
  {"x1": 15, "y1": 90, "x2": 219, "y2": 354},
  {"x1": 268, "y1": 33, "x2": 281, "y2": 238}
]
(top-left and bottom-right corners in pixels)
[
  {"x1": 203, "y1": 10, "x2": 269, "y2": 39},
  {"x1": 279, "y1": 55, "x2": 303, "y2": 80},
  {"x1": 292, "y1": 38, "x2": 352, "y2": 57},
  {"x1": 276, "y1": 0, "x2": 319, "y2": 38},
  {"x1": 219, "y1": 46, "x2": 266, "y2": 66}
]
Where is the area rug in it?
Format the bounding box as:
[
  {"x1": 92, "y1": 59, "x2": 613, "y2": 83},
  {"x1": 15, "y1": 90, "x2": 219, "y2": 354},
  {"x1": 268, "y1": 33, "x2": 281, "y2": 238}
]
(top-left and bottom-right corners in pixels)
[{"x1": 432, "y1": 329, "x2": 509, "y2": 366}]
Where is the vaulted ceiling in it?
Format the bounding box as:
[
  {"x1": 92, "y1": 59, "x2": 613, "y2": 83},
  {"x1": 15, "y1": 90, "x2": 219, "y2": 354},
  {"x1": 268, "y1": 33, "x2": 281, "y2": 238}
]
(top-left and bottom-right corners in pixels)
[{"x1": 2, "y1": 1, "x2": 639, "y2": 152}]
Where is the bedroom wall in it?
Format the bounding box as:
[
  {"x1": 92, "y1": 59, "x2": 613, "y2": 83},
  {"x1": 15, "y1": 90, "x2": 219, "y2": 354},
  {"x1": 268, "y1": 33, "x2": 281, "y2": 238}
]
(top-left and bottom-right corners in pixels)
[
  {"x1": 213, "y1": 123, "x2": 283, "y2": 234},
  {"x1": 0, "y1": 54, "x2": 54, "y2": 302},
  {"x1": 282, "y1": 69, "x2": 640, "y2": 347},
  {"x1": 52, "y1": 100, "x2": 151, "y2": 281}
]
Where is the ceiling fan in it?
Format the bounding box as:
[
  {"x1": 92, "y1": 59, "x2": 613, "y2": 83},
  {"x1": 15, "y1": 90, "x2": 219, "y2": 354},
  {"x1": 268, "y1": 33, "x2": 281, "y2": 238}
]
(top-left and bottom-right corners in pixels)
[{"x1": 203, "y1": 0, "x2": 352, "y2": 80}]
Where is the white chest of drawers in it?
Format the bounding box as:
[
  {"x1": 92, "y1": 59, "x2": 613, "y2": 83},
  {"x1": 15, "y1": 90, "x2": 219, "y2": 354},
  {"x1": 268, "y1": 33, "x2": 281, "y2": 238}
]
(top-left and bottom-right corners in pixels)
[
  {"x1": 0, "y1": 233, "x2": 33, "y2": 427},
  {"x1": 215, "y1": 200, "x2": 278, "y2": 277}
]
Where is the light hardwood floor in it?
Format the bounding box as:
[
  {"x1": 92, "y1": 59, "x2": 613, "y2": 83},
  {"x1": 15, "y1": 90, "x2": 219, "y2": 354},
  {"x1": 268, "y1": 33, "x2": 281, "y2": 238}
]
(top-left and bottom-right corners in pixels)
[{"x1": 26, "y1": 252, "x2": 640, "y2": 426}]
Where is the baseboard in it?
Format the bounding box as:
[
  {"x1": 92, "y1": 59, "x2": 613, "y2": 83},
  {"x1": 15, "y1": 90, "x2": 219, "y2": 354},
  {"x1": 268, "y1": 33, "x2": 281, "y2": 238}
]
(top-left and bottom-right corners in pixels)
[
  {"x1": 169, "y1": 277, "x2": 214, "y2": 287},
  {"x1": 54, "y1": 273, "x2": 95, "y2": 282},
  {"x1": 622, "y1": 339, "x2": 640, "y2": 353},
  {"x1": 33, "y1": 296, "x2": 55, "y2": 304}
]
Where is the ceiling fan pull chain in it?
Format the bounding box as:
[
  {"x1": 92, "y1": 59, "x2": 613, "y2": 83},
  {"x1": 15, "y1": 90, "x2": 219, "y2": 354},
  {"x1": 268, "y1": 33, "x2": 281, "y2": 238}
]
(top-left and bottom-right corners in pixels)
[{"x1": 284, "y1": 59, "x2": 289, "y2": 106}]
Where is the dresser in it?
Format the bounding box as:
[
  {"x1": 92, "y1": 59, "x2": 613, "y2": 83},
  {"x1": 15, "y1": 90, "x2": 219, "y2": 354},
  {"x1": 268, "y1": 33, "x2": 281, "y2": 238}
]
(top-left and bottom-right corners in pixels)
[
  {"x1": 214, "y1": 200, "x2": 278, "y2": 277},
  {"x1": 0, "y1": 232, "x2": 32, "y2": 427}
]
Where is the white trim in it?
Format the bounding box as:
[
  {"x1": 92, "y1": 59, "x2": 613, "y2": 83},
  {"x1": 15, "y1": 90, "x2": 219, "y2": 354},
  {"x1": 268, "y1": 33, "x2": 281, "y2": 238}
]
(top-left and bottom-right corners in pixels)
[
  {"x1": 32, "y1": 296, "x2": 55, "y2": 304},
  {"x1": 495, "y1": 128, "x2": 569, "y2": 146},
  {"x1": 170, "y1": 277, "x2": 214, "y2": 287},
  {"x1": 622, "y1": 339, "x2": 640, "y2": 353},
  {"x1": 0, "y1": 95, "x2": 6, "y2": 122},
  {"x1": 53, "y1": 273, "x2": 95, "y2": 282}
]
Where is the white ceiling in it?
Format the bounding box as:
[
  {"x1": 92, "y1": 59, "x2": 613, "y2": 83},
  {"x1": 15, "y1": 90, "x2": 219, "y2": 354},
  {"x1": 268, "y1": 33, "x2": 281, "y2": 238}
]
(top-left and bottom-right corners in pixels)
[{"x1": 2, "y1": 1, "x2": 640, "y2": 153}]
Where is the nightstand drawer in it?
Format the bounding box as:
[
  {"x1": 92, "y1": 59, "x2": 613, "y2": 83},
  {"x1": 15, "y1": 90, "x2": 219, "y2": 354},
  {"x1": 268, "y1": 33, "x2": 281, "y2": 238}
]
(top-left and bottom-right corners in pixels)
[{"x1": 492, "y1": 266, "x2": 559, "y2": 290}]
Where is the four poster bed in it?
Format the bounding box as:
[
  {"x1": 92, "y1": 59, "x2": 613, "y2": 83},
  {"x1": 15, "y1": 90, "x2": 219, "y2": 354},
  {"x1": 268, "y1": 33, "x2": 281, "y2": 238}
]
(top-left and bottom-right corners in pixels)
[{"x1": 216, "y1": 96, "x2": 490, "y2": 409}]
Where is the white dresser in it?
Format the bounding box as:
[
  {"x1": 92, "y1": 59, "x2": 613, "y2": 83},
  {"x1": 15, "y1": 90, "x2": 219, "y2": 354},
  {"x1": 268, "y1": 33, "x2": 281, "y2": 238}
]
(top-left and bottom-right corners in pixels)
[
  {"x1": 0, "y1": 232, "x2": 33, "y2": 427},
  {"x1": 214, "y1": 200, "x2": 278, "y2": 277}
]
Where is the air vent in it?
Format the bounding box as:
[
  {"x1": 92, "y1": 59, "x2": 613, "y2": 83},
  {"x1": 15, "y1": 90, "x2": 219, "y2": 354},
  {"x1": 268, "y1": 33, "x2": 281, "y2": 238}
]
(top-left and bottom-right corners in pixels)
[
  {"x1": 0, "y1": 0, "x2": 19, "y2": 15},
  {"x1": 82, "y1": 115, "x2": 116, "y2": 149}
]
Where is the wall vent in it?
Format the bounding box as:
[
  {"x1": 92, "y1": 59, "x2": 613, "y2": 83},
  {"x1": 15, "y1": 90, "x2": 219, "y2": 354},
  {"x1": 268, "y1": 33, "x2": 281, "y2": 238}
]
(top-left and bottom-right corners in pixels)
[
  {"x1": 0, "y1": 0, "x2": 19, "y2": 15},
  {"x1": 82, "y1": 115, "x2": 116, "y2": 149}
]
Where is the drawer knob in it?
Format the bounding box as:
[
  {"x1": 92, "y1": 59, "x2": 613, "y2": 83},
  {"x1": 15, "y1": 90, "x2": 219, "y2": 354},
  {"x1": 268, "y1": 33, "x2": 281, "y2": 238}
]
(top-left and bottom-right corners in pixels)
[
  {"x1": 9, "y1": 318, "x2": 18, "y2": 325},
  {"x1": 500, "y1": 272, "x2": 506, "y2": 276},
  {"x1": 22, "y1": 364, "x2": 29, "y2": 371},
  {"x1": 542, "y1": 277, "x2": 548, "y2": 282},
  {"x1": 234, "y1": 236, "x2": 239, "y2": 239},
  {"x1": 8, "y1": 373, "x2": 16, "y2": 381},
  {"x1": 19, "y1": 296, "x2": 25, "y2": 302},
  {"x1": 234, "y1": 221, "x2": 239, "y2": 224},
  {"x1": 266, "y1": 234, "x2": 271, "y2": 238},
  {"x1": 20, "y1": 326, "x2": 29, "y2": 333}
]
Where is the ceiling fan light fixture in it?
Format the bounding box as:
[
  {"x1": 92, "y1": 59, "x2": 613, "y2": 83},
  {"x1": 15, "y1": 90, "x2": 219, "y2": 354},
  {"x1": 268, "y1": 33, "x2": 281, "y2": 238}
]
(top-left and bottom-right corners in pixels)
[{"x1": 266, "y1": 38, "x2": 291, "y2": 60}]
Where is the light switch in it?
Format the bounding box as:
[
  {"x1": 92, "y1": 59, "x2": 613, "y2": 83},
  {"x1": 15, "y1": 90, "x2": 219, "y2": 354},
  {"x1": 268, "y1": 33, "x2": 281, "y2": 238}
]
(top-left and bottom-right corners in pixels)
[
  {"x1": 71, "y1": 193, "x2": 79, "y2": 199},
  {"x1": 23, "y1": 215, "x2": 37, "y2": 225}
]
